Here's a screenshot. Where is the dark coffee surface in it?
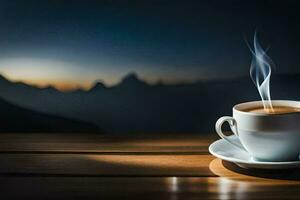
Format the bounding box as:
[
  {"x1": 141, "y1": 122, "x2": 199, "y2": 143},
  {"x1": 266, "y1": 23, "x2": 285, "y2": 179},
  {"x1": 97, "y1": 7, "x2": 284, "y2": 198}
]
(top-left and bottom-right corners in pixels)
[{"x1": 244, "y1": 106, "x2": 300, "y2": 114}]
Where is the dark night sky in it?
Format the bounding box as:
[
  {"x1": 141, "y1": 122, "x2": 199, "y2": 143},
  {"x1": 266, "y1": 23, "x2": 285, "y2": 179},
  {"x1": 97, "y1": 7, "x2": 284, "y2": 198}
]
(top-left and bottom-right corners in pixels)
[{"x1": 0, "y1": 0, "x2": 298, "y2": 90}]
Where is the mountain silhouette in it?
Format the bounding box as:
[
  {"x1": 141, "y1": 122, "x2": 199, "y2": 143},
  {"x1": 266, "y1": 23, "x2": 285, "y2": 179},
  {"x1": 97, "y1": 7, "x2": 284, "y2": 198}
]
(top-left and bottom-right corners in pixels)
[
  {"x1": 0, "y1": 72, "x2": 299, "y2": 134},
  {"x1": 0, "y1": 96, "x2": 100, "y2": 133},
  {"x1": 116, "y1": 72, "x2": 149, "y2": 89},
  {"x1": 90, "y1": 81, "x2": 107, "y2": 92}
]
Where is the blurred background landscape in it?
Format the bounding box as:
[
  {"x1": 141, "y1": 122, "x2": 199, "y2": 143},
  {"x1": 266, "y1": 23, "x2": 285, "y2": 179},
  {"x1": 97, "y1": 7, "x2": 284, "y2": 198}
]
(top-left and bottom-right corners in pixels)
[{"x1": 0, "y1": 0, "x2": 299, "y2": 134}]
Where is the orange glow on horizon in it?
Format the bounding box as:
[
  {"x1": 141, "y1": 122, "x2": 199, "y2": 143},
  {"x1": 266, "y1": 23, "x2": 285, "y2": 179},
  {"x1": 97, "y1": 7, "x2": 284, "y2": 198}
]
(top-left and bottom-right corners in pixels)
[
  {"x1": 11, "y1": 78, "x2": 92, "y2": 91},
  {"x1": 0, "y1": 57, "x2": 208, "y2": 92}
]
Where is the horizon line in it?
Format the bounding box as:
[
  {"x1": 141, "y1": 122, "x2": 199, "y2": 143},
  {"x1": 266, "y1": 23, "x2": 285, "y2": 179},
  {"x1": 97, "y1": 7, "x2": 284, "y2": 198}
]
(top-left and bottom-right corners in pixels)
[{"x1": 0, "y1": 72, "x2": 298, "y2": 92}]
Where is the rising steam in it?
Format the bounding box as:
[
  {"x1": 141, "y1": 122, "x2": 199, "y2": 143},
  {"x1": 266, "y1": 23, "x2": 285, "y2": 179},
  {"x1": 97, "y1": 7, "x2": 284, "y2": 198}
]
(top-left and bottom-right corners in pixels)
[{"x1": 249, "y1": 33, "x2": 274, "y2": 112}]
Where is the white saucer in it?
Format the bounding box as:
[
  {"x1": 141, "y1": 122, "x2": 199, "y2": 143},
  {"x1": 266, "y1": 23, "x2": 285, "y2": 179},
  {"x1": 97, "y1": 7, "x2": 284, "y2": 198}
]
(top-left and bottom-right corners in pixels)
[{"x1": 209, "y1": 135, "x2": 300, "y2": 169}]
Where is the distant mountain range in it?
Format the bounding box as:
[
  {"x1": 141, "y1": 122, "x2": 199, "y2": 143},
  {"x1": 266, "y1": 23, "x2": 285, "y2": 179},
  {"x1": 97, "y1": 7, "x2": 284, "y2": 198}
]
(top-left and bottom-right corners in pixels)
[{"x1": 0, "y1": 72, "x2": 299, "y2": 134}]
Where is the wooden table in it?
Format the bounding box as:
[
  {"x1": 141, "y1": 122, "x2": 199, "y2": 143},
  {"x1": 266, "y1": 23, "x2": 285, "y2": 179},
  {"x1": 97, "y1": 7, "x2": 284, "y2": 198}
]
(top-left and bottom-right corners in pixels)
[{"x1": 0, "y1": 133, "x2": 299, "y2": 200}]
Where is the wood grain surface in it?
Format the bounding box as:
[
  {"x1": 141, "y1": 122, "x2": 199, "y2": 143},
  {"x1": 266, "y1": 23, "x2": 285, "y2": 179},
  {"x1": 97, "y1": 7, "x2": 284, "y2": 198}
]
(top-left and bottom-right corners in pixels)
[{"x1": 0, "y1": 133, "x2": 299, "y2": 200}]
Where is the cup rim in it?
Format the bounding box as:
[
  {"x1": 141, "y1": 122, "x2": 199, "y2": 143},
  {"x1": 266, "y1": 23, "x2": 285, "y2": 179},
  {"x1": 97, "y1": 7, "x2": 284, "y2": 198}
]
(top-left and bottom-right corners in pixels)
[{"x1": 233, "y1": 100, "x2": 300, "y2": 116}]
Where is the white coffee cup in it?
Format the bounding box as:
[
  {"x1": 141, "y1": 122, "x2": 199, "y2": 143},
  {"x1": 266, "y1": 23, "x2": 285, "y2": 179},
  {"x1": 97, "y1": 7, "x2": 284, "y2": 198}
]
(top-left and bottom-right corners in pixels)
[{"x1": 215, "y1": 100, "x2": 300, "y2": 162}]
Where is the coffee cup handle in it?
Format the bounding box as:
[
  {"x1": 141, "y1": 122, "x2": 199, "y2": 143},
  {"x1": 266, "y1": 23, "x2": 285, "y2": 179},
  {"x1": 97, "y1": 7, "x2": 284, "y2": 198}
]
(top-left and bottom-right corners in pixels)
[{"x1": 215, "y1": 116, "x2": 245, "y2": 151}]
